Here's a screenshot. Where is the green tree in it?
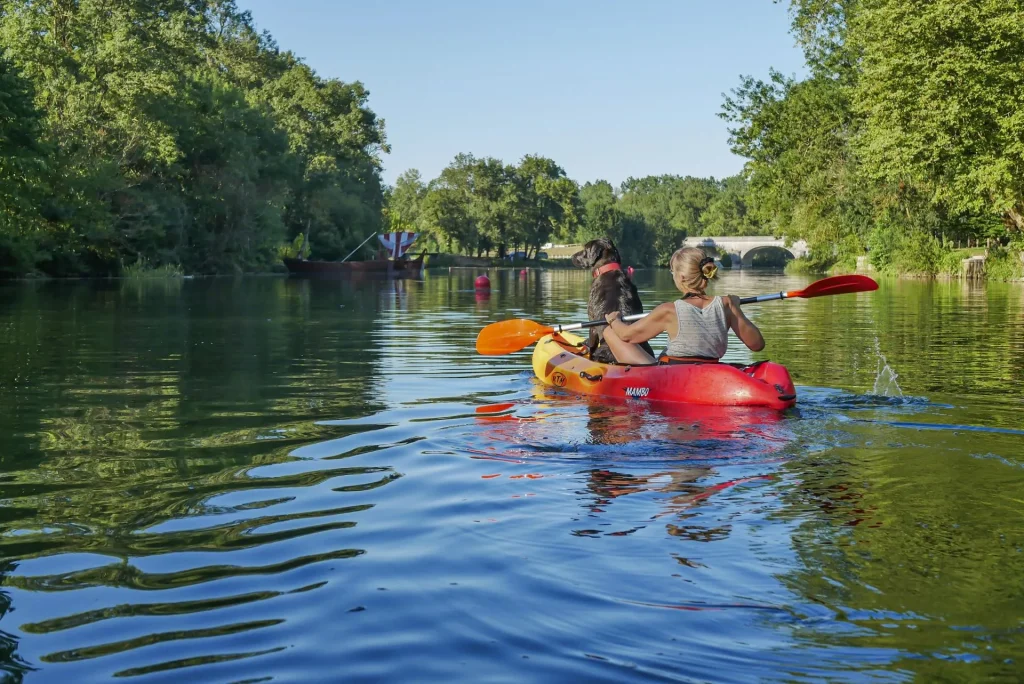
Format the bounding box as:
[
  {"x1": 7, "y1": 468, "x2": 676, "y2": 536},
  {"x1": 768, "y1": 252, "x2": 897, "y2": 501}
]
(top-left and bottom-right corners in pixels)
[
  {"x1": 260, "y1": 57, "x2": 388, "y2": 261},
  {"x1": 419, "y1": 153, "x2": 577, "y2": 259},
  {"x1": 0, "y1": 0, "x2": 388, "y2": 275},
  {"x1": 578, "y1": 181, "x2": 621, "y2": 243},
  {"x1": 421, "y1": 154, "x2": 479, "y2": 255},
  {"x1": 721, "y1": 70, "x2": 872, "y2": 270},
  {"x1": 386, "y1": 169, "x2": 427, "y2": 234},
  {"x1": 515, "y1": 155, "x2": 580, "y2": 256},
  {"x1": 618, "y1": 175, "x2": 718, "y2": 263},
  {"x1": 0, "y1": 55, "x2": 49, "y2": 276},
  {"x1": 576, "y1": 181, "x2": 656, "y2": 266},
  {"x1": 853, "y1": 0, "x2": 1024, "y2": 231},
  {"x1": 700, "y1": 176, "x2": 760, "y2": 236}
]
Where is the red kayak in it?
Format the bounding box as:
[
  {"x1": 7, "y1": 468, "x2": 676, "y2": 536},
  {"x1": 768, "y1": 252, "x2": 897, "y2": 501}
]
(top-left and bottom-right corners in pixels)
[{"x1": 531, "y1": 332, "x2": 797, "y2": 410}]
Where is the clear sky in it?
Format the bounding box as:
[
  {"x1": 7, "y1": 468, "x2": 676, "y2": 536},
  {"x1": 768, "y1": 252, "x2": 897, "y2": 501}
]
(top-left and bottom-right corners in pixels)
[{"x1": 236, "y1": 0, "x2": 807, "y2": 188}]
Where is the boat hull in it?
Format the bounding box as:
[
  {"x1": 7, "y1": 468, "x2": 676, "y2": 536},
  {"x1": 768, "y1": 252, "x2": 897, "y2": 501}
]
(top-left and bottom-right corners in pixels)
[
  {"x1": 283, "y1": 255, "x2": 423, "y2": 277},
  {"x1": 531, "y1": 332, "x2": 797, "y2": 410}
]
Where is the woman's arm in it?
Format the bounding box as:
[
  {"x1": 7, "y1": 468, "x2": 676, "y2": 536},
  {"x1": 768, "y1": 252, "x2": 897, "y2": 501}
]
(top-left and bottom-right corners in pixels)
[
  {"x1": 724, "y1": 295, "x2": 765, "y2": 351},
  {"x1": 605, "y1": 302, "x2": 674, "y2": 344}
]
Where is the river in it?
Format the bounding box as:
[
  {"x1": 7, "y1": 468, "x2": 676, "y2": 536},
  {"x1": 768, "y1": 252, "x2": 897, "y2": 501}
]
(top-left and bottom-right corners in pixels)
[{"x1": 1, "y1": 269, "x2": 1022, "y2": 682}]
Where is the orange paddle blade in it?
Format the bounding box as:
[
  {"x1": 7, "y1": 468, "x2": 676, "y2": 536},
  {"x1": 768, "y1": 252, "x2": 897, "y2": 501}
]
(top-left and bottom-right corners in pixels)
[
  {"x1": 476, "y1": 319, "x2": 555, "y2": 355},
  {"x1": 787, "y1": 275, "x2": 878, "y2": 299}
]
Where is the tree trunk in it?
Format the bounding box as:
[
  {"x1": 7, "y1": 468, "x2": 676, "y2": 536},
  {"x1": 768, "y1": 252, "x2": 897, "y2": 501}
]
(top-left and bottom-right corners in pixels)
[{"x1": 1005, "y1": 206, "x2": 1024, "y2": 231}]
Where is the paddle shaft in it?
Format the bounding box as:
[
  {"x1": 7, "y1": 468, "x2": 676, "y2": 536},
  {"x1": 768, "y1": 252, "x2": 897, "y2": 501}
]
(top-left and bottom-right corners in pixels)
[
  {"x1": 553, "y1": 292, "x2": 789, "y2": 333},
  {"x1": 551, "y1": 313, "x2": 647, "y2": 334},
  {"x1": 739, "y1": 292, "x2": 789, "y2": 305}
]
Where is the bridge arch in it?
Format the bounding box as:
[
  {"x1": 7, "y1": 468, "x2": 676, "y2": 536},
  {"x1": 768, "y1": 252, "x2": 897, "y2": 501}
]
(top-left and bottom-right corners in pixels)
[
  {"x1": 742, "y1": 245, "x2": 795, "y2": 268},
  {"x1": 682, "y1": 236, "x2": 809, "y2": 268}
]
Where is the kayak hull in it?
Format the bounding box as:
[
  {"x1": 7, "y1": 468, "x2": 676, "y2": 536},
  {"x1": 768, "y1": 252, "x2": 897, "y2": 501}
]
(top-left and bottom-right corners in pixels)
[{"x1": 531, "y1": 332, "x2": 797, "y2": 410}]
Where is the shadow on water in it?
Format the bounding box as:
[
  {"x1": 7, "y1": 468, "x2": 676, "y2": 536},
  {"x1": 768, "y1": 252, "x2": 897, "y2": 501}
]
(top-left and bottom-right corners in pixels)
[{"x1": 0, "y1": 270, "x2": 1021, "y2": 681}]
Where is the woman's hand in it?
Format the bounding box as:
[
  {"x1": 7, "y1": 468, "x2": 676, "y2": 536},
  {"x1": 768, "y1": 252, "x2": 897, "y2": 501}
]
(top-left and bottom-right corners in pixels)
[{"x1": 605, "y1": 311, "x2": 621, "y2": 325}]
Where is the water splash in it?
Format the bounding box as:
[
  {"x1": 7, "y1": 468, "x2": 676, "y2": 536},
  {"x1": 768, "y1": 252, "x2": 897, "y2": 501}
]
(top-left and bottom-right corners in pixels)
[{"x1": 872, "y1": 338, "x2": 904, "y2": 397}]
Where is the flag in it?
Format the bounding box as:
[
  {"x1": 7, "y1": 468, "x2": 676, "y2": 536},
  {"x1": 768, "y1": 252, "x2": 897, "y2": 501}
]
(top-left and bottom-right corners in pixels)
[{"x1": 378, "y1": 232, "x2": 418, "y2": 259}]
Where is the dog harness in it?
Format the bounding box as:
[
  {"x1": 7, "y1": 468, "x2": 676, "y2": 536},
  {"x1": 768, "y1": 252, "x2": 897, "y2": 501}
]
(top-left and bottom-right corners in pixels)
[{"x1": 592, "y1": 262, "x2": 622, "y2": 278}]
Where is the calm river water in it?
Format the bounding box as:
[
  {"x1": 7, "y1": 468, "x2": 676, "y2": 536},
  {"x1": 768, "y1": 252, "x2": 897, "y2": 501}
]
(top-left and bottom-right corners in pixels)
[{"x1": 1, "y1": 269, "x2": 1023, "y2": 682}]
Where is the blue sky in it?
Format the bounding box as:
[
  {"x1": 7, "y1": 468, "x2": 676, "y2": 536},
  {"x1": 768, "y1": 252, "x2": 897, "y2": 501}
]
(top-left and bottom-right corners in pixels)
[{"x1": 236, "y1": 1, "x2": 807, "y2": 187}]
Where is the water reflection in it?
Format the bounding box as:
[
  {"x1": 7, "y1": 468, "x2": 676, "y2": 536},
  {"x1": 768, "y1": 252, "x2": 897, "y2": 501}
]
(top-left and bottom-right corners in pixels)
[{"x1": 0, "y1": 271, "x2": 1022, "y2": 680}]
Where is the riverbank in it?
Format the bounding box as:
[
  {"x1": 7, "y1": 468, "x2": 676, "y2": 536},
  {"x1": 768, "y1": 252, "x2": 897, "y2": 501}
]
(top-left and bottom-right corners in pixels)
[{"x1": 785, "y1": 247, "x2": 1024, "y2": 282}]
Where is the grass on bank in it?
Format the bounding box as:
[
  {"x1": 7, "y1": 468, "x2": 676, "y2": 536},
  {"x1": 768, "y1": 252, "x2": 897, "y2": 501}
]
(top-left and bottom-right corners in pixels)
[
  {"x1": 784, "y1": 245, "x2": 1023, "y2": 281},
  {"x1": 122, "y1": 259, "x2": 185, "y2": 278}
]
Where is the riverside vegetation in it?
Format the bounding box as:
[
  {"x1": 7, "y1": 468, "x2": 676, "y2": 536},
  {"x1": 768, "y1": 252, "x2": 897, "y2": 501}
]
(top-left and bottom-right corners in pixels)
[{"x1": 0, "y1": 0, "x2": 1021, "y2": 279}]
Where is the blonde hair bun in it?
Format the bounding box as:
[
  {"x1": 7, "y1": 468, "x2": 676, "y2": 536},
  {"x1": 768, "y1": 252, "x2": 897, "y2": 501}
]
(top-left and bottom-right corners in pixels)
[{"x1": 669, "y1": 247, "x2": 717, "y2": 292}]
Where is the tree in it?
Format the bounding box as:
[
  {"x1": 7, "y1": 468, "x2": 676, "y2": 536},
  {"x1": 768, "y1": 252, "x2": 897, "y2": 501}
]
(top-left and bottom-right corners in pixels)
[
  {"x1": 576, "y1": 181, "x2": 657, "y2": 266},
  {"x1": 387, "y1": 169, "x2": 427, "y2": 230},
  {"x1": 617, "y1": 175, "x2": 718, "y2": 263},
  {"x1": 418, "y1": 153, "x2": 580, "y2": 258},
  {"x1": 0, "y1": 56, "x2": 49, "y2": 276},
  {"x1": 578, "y1": 181, "x2": 621, "y2": 243},
  {"x1": 853, "y1": 0, "x2": 1024, "y2": 231},
  {"x1": 515, "y1": 155, "x2": 580, "y2": 256},
  {"x1": 260, "y1": 57, "x2": 388, "y2": 261},
  {"x1": 0, "y1": 0, "x2": 388, "y2": 275},
  {"x1": 721, "y1": 70, "x2": 872, "y2": 270},
  {"x1": 701, "y1": 176, "x2": 760, "y2": 236},
  {"x1": 421, "y1": 154, "x2": 479, "y2": 255}
]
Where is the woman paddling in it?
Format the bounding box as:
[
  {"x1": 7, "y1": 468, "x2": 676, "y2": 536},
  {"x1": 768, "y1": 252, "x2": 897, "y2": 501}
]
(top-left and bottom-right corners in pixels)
[{"x1": 602, "y1": 247, "x2": 765, "y2": 364}]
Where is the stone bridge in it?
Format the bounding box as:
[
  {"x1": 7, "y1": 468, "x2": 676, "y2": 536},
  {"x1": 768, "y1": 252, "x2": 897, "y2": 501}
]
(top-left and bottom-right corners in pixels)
[{"x1": 682, "y1": 236, "x2": 808, "y2": 267}]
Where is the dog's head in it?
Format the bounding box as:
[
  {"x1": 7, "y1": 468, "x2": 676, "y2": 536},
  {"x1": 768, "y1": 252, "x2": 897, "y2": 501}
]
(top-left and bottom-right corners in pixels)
[{"x1": 571, "y1": 238, "x2": 621, "y2": 271}]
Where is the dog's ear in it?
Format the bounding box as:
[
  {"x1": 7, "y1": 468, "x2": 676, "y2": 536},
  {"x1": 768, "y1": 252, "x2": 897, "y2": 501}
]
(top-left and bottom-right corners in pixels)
[{"x1": 603, "y1": 239, "x2": 622, "y2": 264}]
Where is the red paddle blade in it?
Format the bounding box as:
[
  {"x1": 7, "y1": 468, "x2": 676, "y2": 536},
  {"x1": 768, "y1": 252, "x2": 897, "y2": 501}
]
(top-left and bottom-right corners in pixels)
[
  {"x1": 476, "y1": 319, "x2": 556, "y2": 355},
  {"x1": 476, "y1": 403, "x2": 517, "y2": 414},
  {"x1": 787, "y1": 275, "x2": 878, "y2": 299}
]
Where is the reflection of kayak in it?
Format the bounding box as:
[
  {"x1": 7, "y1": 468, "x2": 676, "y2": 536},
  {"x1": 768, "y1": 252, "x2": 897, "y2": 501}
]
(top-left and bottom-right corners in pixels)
[{"x1": 531, "y1": 332, "x2": 797, "y2": 410}]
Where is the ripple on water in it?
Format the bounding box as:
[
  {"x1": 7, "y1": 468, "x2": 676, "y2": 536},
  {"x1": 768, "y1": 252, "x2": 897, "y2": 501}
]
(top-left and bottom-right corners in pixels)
[{"x1": 2, "y1": 273, "x2": 1023, "y2": 681}]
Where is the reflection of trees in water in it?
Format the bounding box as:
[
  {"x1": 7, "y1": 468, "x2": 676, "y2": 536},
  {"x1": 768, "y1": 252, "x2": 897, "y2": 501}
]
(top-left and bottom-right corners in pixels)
[
  {"x1": 0, "y1": 278, "x2": 399, "y2": 671},
  {"x1": 765, "y1": 279, "x2": 1024, "y2": 397},
  {"x1": 774, "y1": 442, "x2": 1024, "y2": 679}
]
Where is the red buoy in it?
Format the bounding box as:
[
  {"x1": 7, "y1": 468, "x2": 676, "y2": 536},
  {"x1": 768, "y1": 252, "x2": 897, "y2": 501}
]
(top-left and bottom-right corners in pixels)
[
  {"x1": 628, "y1": 266, "x2": 635, "y2": 276},
  {"x1": 475, "y1": 275, "x2": 491, "y2": 289},
  {"x1": 519, "y1": 269, "x2": 528, "y2": 277}
]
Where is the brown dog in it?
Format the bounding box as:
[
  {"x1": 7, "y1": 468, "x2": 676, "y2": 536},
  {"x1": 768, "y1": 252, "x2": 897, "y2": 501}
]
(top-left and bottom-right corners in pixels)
[{"x1": 571, "y1": 238, "x2": 653, "y2": 363}]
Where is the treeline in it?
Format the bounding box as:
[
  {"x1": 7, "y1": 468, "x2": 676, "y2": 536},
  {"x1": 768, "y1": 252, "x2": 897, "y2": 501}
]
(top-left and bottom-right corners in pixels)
[
  {"x1": 386, "y1": 158, "x2": 761, "y2": 266},
  {"x1": 0, "y1": 0, "x2": 386, "y2": 277},
  {"x1": 722, "y1": 0, "x2": 1024, "y2": 278}
]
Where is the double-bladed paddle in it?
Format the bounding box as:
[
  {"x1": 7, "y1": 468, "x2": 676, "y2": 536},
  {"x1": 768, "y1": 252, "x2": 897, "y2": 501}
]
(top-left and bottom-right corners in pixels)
[{"x1": 475, "y1": 274, "x2": 878, "y2": 356}]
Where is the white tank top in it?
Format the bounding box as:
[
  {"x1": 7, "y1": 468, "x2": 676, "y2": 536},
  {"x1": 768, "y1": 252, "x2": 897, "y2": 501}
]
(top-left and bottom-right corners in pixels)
[{"x1": 664, "y1": 296, "x2": 729, "y2": 359}]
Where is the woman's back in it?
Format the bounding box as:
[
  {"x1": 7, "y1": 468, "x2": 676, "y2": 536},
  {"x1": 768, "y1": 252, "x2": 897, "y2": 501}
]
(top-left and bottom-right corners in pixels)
[{"x1": 664, "y1": 296, "x2": 729, "y2": 359}]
